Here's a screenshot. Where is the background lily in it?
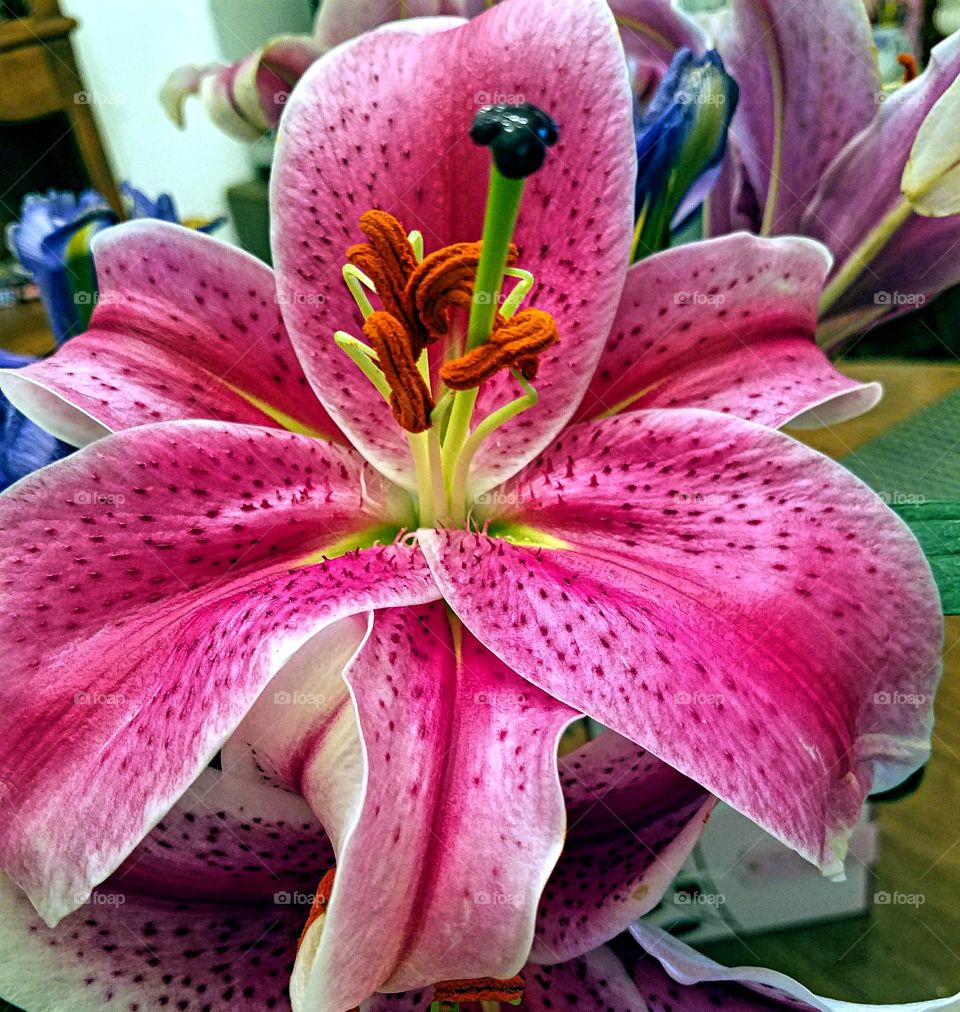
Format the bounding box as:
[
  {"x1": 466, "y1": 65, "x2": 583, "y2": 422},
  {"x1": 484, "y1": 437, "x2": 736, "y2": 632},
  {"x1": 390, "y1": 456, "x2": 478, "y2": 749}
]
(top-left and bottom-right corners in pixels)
[
  {"x1": 707, "y1": 0, "x2": 960, "y2": 346},
  {"x1": 0, "y1": 0, "x2": 944, "y2": 1006},
  {"x1": 0, "y1": 716, "x2": 713, "y2": 1010}
]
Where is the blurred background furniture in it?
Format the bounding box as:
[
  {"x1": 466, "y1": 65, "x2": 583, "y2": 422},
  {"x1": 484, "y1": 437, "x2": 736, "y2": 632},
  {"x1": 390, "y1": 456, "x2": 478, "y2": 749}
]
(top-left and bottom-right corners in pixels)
[{"x1": 0, "y1": 0, "x2": 120, "y2": 227}]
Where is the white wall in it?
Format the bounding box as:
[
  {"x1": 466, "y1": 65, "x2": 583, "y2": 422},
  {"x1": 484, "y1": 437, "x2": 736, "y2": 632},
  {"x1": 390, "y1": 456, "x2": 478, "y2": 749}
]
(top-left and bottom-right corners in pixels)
[{"x1": 61, "y1": 0, "x2": 272, "y2": 239}]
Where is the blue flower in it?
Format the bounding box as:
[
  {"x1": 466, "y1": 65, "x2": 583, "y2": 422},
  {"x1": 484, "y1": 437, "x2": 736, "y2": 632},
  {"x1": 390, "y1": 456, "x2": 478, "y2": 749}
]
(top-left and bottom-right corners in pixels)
[
  {"x1": 0, "y1": 351, "x2": 72, "y2": 491},
  {"x1": 5, "y1": 185, "x2": 224, "y2": 346},
  {"x1": 632, "y1": 48, "x2": 739, "y2": 259}
]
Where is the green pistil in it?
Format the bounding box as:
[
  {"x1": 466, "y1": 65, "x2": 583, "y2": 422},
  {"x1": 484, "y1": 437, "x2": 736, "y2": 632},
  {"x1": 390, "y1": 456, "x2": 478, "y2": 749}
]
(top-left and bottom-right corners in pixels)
[
  {"x1": 466, "y1": 166, "x2": 526, "y2": 351},
  {"x1": 441, "y1": 166, "x2": 526, "y2": 506}
]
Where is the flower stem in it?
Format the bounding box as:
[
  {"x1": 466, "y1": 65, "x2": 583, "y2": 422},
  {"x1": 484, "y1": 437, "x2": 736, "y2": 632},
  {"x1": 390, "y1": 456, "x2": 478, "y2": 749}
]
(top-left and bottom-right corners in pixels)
[{"x1": 818, "y1": 197, "x2": 913, "y2": 316}]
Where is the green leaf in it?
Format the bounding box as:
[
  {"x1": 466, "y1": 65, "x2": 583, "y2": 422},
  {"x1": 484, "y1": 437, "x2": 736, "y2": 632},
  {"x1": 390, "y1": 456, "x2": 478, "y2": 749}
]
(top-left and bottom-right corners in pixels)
[{"x1": 891, "y1": 500, "x2": 960, "y2": 614}]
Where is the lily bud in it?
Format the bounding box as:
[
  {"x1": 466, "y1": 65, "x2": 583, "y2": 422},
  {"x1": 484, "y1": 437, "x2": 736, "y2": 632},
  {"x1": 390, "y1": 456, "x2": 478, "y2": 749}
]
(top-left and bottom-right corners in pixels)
[
  {"x1": 632, "y1": 48, "x2": 739, "y2": 259},
  {"x1": 160, "y1": 35, "x2": 322, "y2": 141},
  {"x1": 901, "y1": 73, "x2": 960, "y2": 217}
]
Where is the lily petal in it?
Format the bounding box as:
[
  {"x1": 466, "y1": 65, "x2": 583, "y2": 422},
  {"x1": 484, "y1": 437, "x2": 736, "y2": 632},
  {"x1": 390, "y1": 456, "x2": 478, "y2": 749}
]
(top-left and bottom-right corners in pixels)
[
  {"x1": 575, "y1": 233, "x2": 880, "y2": 429},
  {"x1": 0, "y1": 764, "x2": 331, "y2": 1012},
  {"x1": 805, "y1": 33, "x2": 960, "y2": 346},
  {"x1": 609, "y1": 0, "x2": 709, "y2": 90},
  {"x1": 531, "y1": 730, "x2": 714, "y2": 964},
  {"x1": 159, "y1": 61, "x2": 226, "y2": 129},
  {"x1": 0, "y1": 420, "x2": 436, "y2": 925},
  {"x1": 902, "y1": 68, "x2": 960, "y2": 217},
  {"x1": 286, "y1": 604, "x2": 575, "y2": 1010},
  {"x1": 221, "y1": 613, "x2": 372, "y2": 859},
  {"x1": 271, "y1": 0, "x2": 635, "y2": 491},
  {"x1": 420, "y1": 409, "x2": 943, "y2": 874},
  {"x1": 0, "y1": 221, "x2": 343, "y2": 447},
  {"x1": 632, "y1": 921, "x2": 960, "y2": 1010},
  {"x1": 361, "y1": 944, "x2": 648, "y2": 1011},
  {"x1": 719, "y1": 0, "x2": 881, "y2": 234}
]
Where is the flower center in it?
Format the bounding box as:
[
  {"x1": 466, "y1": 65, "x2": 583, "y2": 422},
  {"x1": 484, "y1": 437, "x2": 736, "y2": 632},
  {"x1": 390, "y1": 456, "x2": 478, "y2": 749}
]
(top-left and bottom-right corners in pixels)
[{"x1": 333, "y1": 103, "x2": 560, "y2": 529}]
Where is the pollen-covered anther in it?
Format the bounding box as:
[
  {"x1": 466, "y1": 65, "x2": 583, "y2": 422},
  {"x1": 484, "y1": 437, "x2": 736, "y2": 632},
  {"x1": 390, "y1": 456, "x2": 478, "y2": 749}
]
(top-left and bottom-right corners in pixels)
[
  {"x1": 440, "y1": 308, "x2": 558, "y2": 390},
  {"x1": 363, "y1": 310, "x2": 434, "y2": 432},
  {"x1": 297, "y1": 866, "x2": 336, "y2": 951},
  {"x1": 406, "y1": 241, "x2": 519, "y2": 342},
  {"x1": 347, "y1": 209, "x2": 426, "y2": 348},
  {"x1": 897, "y1": 52, "x2": 918, "y2": 83},
  {"x1": 433, "y1": 973, "x2": 524, "y2": 1004}
]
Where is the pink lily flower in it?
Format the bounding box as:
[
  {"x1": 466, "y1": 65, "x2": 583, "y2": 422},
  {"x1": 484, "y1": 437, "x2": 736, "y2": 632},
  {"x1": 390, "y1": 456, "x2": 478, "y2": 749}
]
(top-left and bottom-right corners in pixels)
[
  {"x1": 0, "y1": 0, "x2": 942, "y2": 1004},
  {"x1": 3, "y1": 724, "x2": 953, "y2": 1010},
  {"x1": 0, "y1": 723, "x2": 714, "y2": 1009},
  {"x1": 707, "y1": 0, "x2": 960, "y2": 346}
]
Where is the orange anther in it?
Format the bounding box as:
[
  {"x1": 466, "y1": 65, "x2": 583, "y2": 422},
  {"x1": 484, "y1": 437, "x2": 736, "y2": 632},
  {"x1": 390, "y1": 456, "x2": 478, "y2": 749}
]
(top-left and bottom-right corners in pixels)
[
  {"x1": 364, "y1": 311, "x2": 433, "y2": 433},
  {"x1": 440, "y1": 308, "x2": 558, "y2": 390}
]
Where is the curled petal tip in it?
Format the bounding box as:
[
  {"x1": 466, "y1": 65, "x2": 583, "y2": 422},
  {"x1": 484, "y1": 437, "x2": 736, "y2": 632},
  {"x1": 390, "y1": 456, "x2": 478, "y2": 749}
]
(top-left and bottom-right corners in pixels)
[{"x1": 159, "y1": 62, "x2": 224, "y2": 129}]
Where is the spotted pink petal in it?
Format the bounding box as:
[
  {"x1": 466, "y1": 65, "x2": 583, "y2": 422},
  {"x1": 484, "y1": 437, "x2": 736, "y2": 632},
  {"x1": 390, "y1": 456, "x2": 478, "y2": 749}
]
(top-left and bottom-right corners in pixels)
[
  {"x1": 0, "y1": 764, "x2": 330, "y2": 1012},
  {"x1": 221, "y1": 613, "x2": 372, "y2": 859},
  {"x1": 719, "y1": 0, "x2": 881, "y2": 234},
  {"x1": 631, "y1": 922, "x2": 960, "y2": 1010},
  {"x1": 804, "y1": 33, "x2": 960, "y2": 348},
  {"x1": 271, "y1": 0, "x2": 635, "y2": 491},
  {"x1": 574, "y1": 234, "x2": 880, "y2": 430},
  {"x1": 262, "y1": 604, "x2": 576, "y2": 1010},
  {"x1": 0, "y1": 221, "x2": 343, "y2": 448},
  {"x1": 420, "y1": 409, "x2": 943, "y2": 874},
  {"x1": 530, "y1": 731, "x2": 714, "y2": 964},
  {"x1": 0, "y1": 420, "x2": 437, "y2": 925}
]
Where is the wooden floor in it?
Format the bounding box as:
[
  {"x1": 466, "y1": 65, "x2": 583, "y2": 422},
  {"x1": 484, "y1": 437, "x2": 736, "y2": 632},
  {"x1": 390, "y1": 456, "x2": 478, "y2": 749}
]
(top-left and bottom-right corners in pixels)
[
  {"x1": 0, "y1": 301, "x2": 56, "y2": 358},
  {"x1": 702, "y1": 361, "x2": 960, "y2": 1004}
]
